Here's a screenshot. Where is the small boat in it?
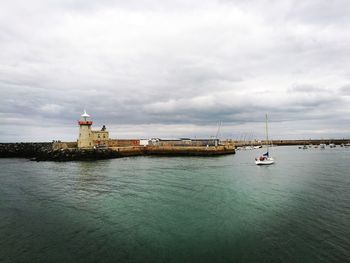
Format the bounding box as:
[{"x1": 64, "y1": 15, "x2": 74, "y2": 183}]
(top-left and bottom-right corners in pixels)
[
  {"x1": 320, "y1": 144, "x2": 326, "y2": 149},
  {"x1": 329, "y1": 143, "x2": 336, "y2": 148},
  {"x1": 255, "y1": 114, "x2": 274, "y2": 165},
  {"x1": 255, "y1": 153, "x2": 274, "y2": 165},
  {"x1": 254, "y1": 145, "x2": 262, "y2": 149},
  {"x1": 303, "y1": 145, "x2": 308, "y2": 150}
]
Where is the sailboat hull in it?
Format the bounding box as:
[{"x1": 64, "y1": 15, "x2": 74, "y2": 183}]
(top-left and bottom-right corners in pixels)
[{"x1": 255, "y1": 158, "x2": 274, "y2": 165}]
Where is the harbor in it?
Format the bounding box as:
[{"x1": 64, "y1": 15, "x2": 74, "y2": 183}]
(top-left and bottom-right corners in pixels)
[
  {"x1": 1, "y1": 111, "x2": 349, "y2": 161},
  {"x1": 2, "y1": 1, "x2": 350, "y2": 262},
  {"x1": 1, "y1": 146, "x2": 349, "y2": 262}
]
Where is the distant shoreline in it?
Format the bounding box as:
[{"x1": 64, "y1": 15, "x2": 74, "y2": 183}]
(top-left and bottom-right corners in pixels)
[
  {"x1": 1, "y1": 139, "x2": 349, "y2": 161},
  {"x1": 234, "y1": 139, "x2": 350, "y2": 147},
  {"x1": 1, "y1": 139, "x2": 349, "y2": 144}
]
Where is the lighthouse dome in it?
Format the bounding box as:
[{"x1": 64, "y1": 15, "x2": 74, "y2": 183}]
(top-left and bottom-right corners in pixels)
[{"x1": 81, "y1": 110, "x2": 90, "y2": 118}]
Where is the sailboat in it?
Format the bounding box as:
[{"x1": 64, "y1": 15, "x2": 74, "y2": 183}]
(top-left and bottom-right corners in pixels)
[{"x1": 255, "y1": 114, "x2": 275, "y2": 165}]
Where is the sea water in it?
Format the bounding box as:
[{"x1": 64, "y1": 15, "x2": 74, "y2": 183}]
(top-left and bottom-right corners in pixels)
[{"x1": 0, "y1": 146, "x2": 349, "y2": 262}]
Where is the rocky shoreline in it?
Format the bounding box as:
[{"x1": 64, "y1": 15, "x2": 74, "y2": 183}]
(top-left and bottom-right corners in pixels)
[{"x1": 0, "y1": 143, "x2": 235, "y2": 162}]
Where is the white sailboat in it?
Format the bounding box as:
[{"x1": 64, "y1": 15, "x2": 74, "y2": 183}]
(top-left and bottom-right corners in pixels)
[{"x1": 255, "y1": 114, "x2": 275, "y2": 165}]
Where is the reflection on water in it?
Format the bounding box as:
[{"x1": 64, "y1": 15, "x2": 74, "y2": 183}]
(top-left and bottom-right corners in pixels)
[{"x1": 0, "y1": 147, "x2": 350, "y2": 263}]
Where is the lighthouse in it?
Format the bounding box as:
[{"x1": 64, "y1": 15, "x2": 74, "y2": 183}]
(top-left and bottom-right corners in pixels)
[{"x1": 77, "y1": 110, "x2": 93, "y2": 148}]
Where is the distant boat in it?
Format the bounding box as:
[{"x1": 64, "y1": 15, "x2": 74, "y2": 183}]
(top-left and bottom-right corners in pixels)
[
  {"x1": 254, "y1": 145, "x2": 262, "y2": 149},
  {"x1": 320, "y1": 144, "x2": 326, "y2": 149},
  {"x1": 329, "y1": 143, "x2": 336, "y2": 148},
  {"x1": 255, "y1": 114, "x2": 274, "y2": 165}
]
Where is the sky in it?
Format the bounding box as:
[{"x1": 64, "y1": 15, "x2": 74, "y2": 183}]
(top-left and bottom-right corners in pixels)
[{"x1": 1, "y1": 0, "x2": 350, "y2": 142}]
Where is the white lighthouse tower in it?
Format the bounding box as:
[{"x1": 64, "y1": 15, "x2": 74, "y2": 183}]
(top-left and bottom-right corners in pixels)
[{"x1": 77, "y1": 110, "x2": 93, "y2": 148}]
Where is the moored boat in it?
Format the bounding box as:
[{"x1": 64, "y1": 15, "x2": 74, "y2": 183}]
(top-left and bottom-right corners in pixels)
[{"x1": 255, "y1": 114, "x2": 274, "y2": 165}]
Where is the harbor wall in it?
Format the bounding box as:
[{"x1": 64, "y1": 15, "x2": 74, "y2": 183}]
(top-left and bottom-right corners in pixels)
[
  {"x1": 35, "y1": 147, "x2": 146, "y2": 161},
  {"x1": 32, "y1": 145, "x2": 234, "y2": 161},
  {"x1": 0, "y1": 143, "x2": 235, "y2": 161},
  {"x1": 145, "y1": 145, "x2": 235, "y2": 156},
  {"x1": 2, "y1": 139, "x2": 348, "y2": 161},
  {"x1": 152, "y1": 140, "x2": 219, "y2": 147},
  {"x1": 234, "y1": 139, "x2": 350, "y2": 147},
  {"x1": 107, "y1": 139, "x2": 140, "y2": 147}
]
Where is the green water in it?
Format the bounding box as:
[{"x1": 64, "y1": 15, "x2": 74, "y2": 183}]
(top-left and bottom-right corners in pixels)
[{"x1": 0, "y1": 146, "x2": 349, "y2": 262}]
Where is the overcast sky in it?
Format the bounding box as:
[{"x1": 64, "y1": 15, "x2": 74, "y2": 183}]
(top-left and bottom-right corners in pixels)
[{"x1": 1, "y1": 0, "x2": 350, "y2": 142}]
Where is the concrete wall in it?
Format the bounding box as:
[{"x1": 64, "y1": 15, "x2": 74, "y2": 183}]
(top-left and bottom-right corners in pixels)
[
  {"x1": 55, "y1": 139, "x2": 141, "y2": 149},
  {"x1": 145, "y1": 145, "x2": 235, "y2": 156},
  {"x1": 107, "y1": 139, "x2": 140, "y2": 147},
  {"x1": 151, "y1": 139, "x2": 220, "y2": 147}
]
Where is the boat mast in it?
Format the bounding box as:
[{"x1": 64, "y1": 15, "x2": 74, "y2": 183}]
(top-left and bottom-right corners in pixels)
[
  {"x1": 215, "y1": 121, "x2": 222, "y2": 139},
  {"x1": 265, "y1": 113, "x2": 269, "y2": 153}
]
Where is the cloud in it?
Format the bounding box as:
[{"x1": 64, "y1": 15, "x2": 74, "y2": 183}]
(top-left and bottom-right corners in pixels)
[
  {"x1": 340, "y1": 85, "x2": 350, "y2": 96},
  {"x1": 0, "y1": 0, "x2": 350, "y2": 141}
]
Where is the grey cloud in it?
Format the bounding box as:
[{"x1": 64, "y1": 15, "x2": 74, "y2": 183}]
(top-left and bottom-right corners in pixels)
[
  {"x1": 287, "y1": 84, "x2": 328, "y2": 93},
  {"x1": 340, "y1": 85, "x2": 350, "y2": 96},
  {"x1": 1, "y1": 0, "x2": 350, "y2": 141}
]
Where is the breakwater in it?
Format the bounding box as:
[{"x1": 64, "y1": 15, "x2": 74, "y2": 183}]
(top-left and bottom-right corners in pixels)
[
  {"x1": 145, "y1": 146, "x2": 234, "y2": 156},
  {"x1": 0, "y1": 143, "x2": 235, "y2": 161},
  {"x1": 0, "y1": 143, "x2": 53, "y2": 158},
  {"x1": 234, "y1": 139, "x2": 350, "y2": 147}
]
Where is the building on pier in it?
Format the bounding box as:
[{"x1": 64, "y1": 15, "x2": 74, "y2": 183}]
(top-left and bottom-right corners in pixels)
[{"x1": 77, "y1": 110, "x2": 109, "y2": 148}]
